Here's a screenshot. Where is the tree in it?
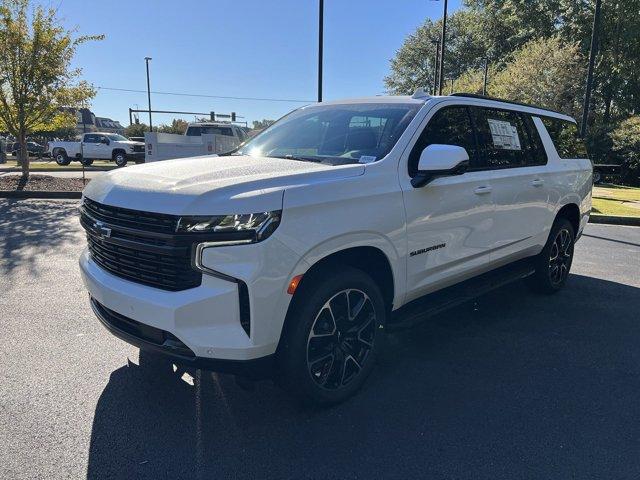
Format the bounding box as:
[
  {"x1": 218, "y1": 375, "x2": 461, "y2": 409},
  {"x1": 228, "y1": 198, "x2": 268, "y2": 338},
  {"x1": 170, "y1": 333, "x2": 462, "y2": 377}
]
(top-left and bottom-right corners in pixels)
[
  {"x1": 385, "y1": 11, "x2": 487, "y2": 95},
  {"x1": 157, "y1": 118, "x2": 188, "y2": 135},
  {"x1": 124, "y1": 123, "x2": 151, "y2": 138},
  {"x1": 610, "y1": 116, "x2": 640, "y2": 186},
  {"x1": 490, "y1": 36, "x2": 585, "y2": 119},
  {"x1": 0, "y1": 0, "x2": 102, "y2": 177},
  {"x1": 252, "y1": 119, "x2": 275, "y2": 130}
]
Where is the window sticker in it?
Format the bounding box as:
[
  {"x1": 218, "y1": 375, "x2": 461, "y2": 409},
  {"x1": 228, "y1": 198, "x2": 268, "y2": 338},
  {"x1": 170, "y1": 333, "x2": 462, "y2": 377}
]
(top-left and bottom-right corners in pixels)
[
  {"x1": 487, "y1": 118, "x2": 521, "y2": 150},
  {"x1": 359, "y1": 155, "x2": 377, "y2": 164}
]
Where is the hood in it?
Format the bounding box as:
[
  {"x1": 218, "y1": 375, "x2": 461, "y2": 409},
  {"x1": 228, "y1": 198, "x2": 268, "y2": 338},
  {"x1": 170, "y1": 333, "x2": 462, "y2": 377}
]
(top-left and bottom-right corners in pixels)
[
  {"x1": 83, "y1": 155, "x2": 365, "y2": 215},
  {"x1": 118, "y1": 140, "x2": 144, "y2": 146}
]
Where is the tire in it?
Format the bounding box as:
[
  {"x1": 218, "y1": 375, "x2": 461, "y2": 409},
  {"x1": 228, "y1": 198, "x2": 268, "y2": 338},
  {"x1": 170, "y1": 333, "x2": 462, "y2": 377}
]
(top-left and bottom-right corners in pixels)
[
  {"x1": 526, "y1": 217, "x2": 575, "y2": 294},
  {"x1": 54, "y1": 149, "x2": 71, "y2": 166},
  {"x1": 593, "y1": 171, "x2": 602, "y2": 184},
  {"x1": 278, "y1": 266, "x2": 386, "y2": 405},
  {"x1": 80, "y1": 157, "x2": 94, "y2": 166},
  {"x1": 113, "y1": 151, "x2": 127, "y2": 167}
]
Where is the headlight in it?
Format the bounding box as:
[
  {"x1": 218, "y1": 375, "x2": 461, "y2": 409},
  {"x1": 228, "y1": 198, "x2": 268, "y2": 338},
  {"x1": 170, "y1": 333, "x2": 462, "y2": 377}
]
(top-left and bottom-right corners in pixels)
[{"x1": 177, "y1": 210, "x2": 281, "y2": 244}]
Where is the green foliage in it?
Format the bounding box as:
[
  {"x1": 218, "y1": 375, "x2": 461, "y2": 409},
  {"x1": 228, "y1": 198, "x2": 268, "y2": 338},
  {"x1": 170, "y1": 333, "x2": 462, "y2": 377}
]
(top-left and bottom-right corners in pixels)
[
  {"x1": 0, "y1": 0, "x2": 102, "y2": 175},
  {"x1": 385, "y1": 11, "x2": 486, "y2": 95},
  {"x1": 124, "y1": 123, "x2": 151, "y2": 138},
  {"x1": 610, "y1": 116, "x2": 640, "y2": 186},
  {"x1": 252, "y1": 119, "x2": 275, "y2": 130},
  {"x1": 387, "y1": 0, "x2": 640, "y2": 125},
  {"x1": 490, "y1": 37, "x2": 585, "y2": 119},
  {"x1": 157, "y1": 118, "x2": 188, "y2": 135}
]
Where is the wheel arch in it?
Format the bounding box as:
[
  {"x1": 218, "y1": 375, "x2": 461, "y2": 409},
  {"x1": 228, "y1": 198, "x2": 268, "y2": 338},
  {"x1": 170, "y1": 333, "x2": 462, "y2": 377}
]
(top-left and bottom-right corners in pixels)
[
  {"x1": 555, "y1": 202, "x2": 580, "y2": 236},
  {"x1": 277, "y1": 244, "x2": 396, "y2": 358}
]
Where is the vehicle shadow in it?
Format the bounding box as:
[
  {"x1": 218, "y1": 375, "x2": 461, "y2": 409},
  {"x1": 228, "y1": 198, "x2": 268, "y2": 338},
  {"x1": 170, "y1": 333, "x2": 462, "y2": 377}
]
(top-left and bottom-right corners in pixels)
[
  {"x1": 0, "y1": 199, "x2": 81, "y2": 279},
  {"x1": 87, "y1": 274, "x2": 640, "y2": 479}
]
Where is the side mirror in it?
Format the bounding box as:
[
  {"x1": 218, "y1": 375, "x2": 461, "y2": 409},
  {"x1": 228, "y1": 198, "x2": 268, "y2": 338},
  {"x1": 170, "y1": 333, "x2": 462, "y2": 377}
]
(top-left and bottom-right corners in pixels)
[
  {"x1": 100, "y1": 138, "x2": 109, "y2": 145},
  {"x1": 411, "y1": 144, "x2": 470, "y2": 188}
]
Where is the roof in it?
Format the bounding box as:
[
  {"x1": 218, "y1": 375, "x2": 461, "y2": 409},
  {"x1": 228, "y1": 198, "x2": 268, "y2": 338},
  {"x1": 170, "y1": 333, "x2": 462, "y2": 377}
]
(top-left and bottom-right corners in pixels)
[{"x1": 293, "y1": 92, "x2": 576, "y2": 121}]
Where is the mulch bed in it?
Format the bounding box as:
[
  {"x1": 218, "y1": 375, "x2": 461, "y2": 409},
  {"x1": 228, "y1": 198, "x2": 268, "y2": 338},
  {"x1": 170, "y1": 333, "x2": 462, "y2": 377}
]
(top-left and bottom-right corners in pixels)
[{"x1": 0, "y1": 174, "x2": 90, "y2": 192}]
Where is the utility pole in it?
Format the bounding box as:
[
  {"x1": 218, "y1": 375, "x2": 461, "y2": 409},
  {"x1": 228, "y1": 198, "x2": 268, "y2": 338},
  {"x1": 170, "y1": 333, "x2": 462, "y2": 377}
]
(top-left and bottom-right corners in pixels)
[
  {"x1": 145, "y1": 57, "x2": 153, "y2": 131},
  {"x1": 581, "y1": 0, "x2": 602, "y2": 137},
  {"x1": 432, "y1": 39, "x2": 440, "y2": 95},
  {"x1": 437, "y1": 0, "x2": 448, "y2": 95},
  {"x1": 317, "y1": 0, "x2": 324, "y2": 102},
  {"x1": 482, "y1": 57, "x2": 489, "y2": 95}
]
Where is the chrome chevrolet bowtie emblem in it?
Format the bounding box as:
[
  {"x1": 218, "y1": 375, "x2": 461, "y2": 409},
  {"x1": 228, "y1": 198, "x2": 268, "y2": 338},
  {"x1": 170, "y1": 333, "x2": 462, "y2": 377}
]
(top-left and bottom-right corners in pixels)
[{"x1": 93, "y1": 220, "x2": 112, "y2": 238}]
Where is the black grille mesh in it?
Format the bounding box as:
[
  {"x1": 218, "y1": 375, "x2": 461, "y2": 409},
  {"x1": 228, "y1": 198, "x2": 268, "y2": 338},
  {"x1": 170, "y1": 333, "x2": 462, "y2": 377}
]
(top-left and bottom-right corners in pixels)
[{"x1": 81, "y1": 199, "x2": 202, "y2": 291}]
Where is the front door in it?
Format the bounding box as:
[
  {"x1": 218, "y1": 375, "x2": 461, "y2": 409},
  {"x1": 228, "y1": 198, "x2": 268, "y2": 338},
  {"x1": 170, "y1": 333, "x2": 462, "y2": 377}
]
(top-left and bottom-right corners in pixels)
[{"x1": 401, "y1": 104, "x2": 496, "y2": 303}]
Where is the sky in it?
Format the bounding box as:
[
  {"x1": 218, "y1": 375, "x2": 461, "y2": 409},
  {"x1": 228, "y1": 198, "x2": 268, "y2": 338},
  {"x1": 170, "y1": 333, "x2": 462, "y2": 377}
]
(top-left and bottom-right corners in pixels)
[{"x1": 39, "y1": 0, "x2": 463, "y2": 127}]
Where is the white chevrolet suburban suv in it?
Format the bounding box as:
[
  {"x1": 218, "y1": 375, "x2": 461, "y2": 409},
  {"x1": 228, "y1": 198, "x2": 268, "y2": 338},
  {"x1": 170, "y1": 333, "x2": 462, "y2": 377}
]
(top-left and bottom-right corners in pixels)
[{"x1": 79, "y1": 92, "x2": 592, "y2": 404}]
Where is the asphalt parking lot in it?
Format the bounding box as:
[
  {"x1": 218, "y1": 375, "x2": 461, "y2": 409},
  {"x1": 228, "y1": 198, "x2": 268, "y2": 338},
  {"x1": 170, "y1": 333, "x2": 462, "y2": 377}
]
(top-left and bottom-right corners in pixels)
[{"x1": 1, "y1": 199, "x2": 640, "y2": 479}]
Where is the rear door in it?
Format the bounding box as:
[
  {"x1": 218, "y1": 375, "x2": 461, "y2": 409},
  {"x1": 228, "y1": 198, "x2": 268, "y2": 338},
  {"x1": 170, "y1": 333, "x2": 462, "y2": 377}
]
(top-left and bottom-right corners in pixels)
[
  {"x1": 470, "y1": 107, "x2": 552, "y2": 262},
  {"x1": 401, "y1": 104, "x2": 497, "y2": 302}
]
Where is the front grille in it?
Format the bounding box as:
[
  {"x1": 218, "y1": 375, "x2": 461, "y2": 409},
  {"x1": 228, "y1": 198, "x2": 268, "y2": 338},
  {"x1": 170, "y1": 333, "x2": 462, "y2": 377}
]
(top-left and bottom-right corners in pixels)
[
  {"x1": 132, "y1": 145, "x2": 145, "y2": 153},
  {"x1": 81, "y1": 199, "x2": 202, "y2": 291}
]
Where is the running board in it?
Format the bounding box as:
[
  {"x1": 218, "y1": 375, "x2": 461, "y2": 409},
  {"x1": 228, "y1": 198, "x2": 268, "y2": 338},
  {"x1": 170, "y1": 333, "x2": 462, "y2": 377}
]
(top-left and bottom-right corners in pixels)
[{"x1": 388, "y1": 259, "x2": 535, "y2": 331}]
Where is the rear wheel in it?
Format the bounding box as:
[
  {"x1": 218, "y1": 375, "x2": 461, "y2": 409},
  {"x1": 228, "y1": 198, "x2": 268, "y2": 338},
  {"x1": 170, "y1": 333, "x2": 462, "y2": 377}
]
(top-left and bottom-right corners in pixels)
[
  {"x1": 526, "y1": 217, "x2": 575, "y2": 294},
  {"x1": 278, "y1": 267, "x2": 385, "y2": 405},
  {"x1": 113, "y1": 151, "x2": 127, "y2": 167},
  {"x1": 54, "y1": 150, "x2": 71, "y2": 166}
]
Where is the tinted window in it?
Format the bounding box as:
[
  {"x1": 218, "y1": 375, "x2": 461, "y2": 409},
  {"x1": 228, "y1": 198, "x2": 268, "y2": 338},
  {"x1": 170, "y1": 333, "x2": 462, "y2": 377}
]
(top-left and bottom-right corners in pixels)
[
  {"x1": 471, "y1": 107, "x2": 530, "y2": 169},
  {"x1": 540, "y1": 117, "x2": 588, "y2": 159},
  {"x1": 84, "y1": 134, "x2": 99, "y2": 143},
  {"x1": 185, "y1": 127, "x2": 201, "y2": 136},
  {"x1": 409, "y1": 106, "x2": 479, "y2": 176}
]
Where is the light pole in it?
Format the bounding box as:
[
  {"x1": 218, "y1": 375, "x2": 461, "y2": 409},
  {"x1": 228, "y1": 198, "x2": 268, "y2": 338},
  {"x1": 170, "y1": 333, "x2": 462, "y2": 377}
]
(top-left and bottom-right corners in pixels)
[
  {"x1": 482, "y1": 57, "x2": 489, "y2": 95},
  {"x1": 145, "y1": 57, "x2": 153, "y2": 131},
  {"x1": 581, "y1": 0, "x2": 602, "y2": 137},
  {"x1": 431, "y1": 39, "x2": 440, "y2": 95},
  {"x1": 437, "y1": 0, "x2": 448, "y2": 95},
  {"x1": 318, "y1": 0, "x2": 324, "y2": 102}
]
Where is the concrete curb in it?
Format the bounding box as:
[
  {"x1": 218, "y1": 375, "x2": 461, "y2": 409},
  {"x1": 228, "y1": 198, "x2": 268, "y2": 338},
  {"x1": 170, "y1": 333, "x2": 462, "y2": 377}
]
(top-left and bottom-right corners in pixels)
[
  {"x1": 589, "y1": 214, "x2": 640, "y2": 227},
  {"x1": 0, "y1": 190, "x2": 81, "y2": 199}
]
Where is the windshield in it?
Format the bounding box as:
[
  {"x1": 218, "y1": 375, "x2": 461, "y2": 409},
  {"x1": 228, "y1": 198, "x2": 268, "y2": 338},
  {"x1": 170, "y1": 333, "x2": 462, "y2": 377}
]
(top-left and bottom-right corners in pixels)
[
  {"x1": 236, "y1": 102, "x2": 421, "y2": 164},
  {"x1": 106, "y1": 134, "x2": 129, "y2": 141}
]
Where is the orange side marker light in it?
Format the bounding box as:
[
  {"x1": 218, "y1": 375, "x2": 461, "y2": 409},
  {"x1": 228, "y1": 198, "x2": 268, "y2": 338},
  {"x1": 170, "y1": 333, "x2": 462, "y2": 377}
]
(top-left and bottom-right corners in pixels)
[{"x1": 287, "y1": 274, "x2": 304, "y2": 295}]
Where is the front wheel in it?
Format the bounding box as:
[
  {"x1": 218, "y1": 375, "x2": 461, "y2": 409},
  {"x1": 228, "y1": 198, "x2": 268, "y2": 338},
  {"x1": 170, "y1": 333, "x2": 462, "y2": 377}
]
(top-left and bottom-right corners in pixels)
[
  {"x1": 278, "y1": 266, "x2": 385, "y2": 405},
  {"x1": 526, "y1": 217, "x2": 575, "y2": 294},
  {"x1": 113, "y1": 151, "x2": 127, "y2": 167}
]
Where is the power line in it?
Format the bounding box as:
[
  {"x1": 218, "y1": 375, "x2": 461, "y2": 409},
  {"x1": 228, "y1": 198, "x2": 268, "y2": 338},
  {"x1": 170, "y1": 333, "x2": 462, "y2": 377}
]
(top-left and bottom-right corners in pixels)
[{"x1": 97, "y1": 86, "x2": 313, "y2": 104}]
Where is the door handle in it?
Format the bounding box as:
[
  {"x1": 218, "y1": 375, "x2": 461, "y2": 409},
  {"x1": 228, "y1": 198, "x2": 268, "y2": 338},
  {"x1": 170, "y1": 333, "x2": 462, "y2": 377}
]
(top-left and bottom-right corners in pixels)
[
  {"x1": 531, "y1": 178, "x2": 544, "y2": 187},
  {"x1": 474, "y1": 186, "x2": 492, "y2": 195}
]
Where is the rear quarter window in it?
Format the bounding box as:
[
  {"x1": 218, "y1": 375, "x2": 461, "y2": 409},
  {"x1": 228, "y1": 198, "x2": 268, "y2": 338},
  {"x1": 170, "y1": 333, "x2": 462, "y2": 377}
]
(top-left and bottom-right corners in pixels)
[{"x1": 540, "y1": 117, "x2": 588, "y2": 159}]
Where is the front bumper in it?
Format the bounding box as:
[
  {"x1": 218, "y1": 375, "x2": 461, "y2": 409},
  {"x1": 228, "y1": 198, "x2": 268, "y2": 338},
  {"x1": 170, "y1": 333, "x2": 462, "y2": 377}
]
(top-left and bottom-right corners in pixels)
[
  {"x1": 90, "y1": 297, "x2": 274, "y2": 377},
  {"x1": 79, "y1": 249, "x2": 276, "y2": 362},
  {"x1": 127, "y1": 152, "x2": 145, "y2": 161}
]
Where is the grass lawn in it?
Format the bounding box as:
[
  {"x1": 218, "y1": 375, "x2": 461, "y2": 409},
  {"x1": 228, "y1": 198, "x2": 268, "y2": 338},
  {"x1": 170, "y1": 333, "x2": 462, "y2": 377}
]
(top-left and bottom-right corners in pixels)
[
  {"x1": 592, "y1": 184, "x2": 640, "y2": 217},
  {"x1": 1, "y1": 159, "x2": 115, "y2": 170}
]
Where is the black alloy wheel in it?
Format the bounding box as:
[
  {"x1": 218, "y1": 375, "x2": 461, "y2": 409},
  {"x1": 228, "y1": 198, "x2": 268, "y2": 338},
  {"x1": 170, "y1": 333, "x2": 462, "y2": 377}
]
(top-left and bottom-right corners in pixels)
[{"x1": 306, "y1": 288, "x2": 376, "y2": 390}]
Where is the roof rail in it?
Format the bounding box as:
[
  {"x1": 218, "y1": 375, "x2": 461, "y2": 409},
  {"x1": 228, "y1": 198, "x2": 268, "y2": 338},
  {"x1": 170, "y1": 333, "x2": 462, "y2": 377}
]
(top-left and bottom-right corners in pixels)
[{"x1": 449, "y1": 93, "x2": 565, "y2": 115}]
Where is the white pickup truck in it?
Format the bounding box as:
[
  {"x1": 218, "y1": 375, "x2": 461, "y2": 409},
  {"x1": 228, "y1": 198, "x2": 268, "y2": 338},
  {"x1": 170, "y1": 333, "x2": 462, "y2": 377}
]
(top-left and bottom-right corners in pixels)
[{"x1": 48, "y1": 132, "x2": 145, "y2": 167}]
